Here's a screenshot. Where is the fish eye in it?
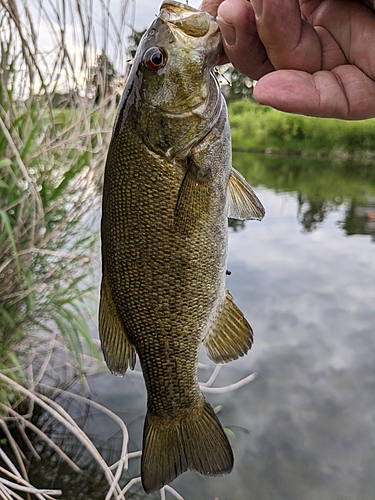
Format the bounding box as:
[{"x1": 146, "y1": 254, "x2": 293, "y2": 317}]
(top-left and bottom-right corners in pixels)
[{"x1": 143, "y1": 47, "x2": 167, "y2": 72}]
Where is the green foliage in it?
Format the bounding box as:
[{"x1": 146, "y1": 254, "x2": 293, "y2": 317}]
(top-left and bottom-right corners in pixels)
[
  {"x1": 221, "y1": 65, "x2": 255, "y2": 103},
  {"x1": 228, "y1": 100, "x2": 375, "y2": 155},
  {"x1": 0, "y1": 99, "x2": 106, "y2": 389},
  {"x1": 0, "y1": 1, "x2": 122, "y2": 402}
]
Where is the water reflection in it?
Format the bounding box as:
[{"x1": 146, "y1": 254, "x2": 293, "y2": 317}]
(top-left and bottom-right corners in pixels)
[
  {"x1": 234, "y1": 152, "x2": 375, "y2": 240},
  {"x1": 340, "y1": 197, "x2": 375, "y2": 241},
  {"x1": 297, "y1": 194, "x2": 333, "y2": 233},
  {"x1": 29, "y1": 154, "x2": 375, "y2": 499}
]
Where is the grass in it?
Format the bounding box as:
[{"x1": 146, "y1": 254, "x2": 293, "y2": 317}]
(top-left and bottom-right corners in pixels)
[
  {"x1": 0, "y1": 103, "x2": 102, "y2": 372},
  {"x1": 228, "y1": 99, "x2": 375, "y2": 156},
  {"x1": 0, "y1": 0, "x2": 137, "y2": 497}
]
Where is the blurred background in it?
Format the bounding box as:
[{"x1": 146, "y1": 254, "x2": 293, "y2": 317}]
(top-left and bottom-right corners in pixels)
[{"x1": 1, "y1": 1, "x2": 374, "y2": 499}]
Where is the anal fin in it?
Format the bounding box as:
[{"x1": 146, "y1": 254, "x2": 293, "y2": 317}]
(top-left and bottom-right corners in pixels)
[
  {"x1": 99, "y1": 271, "x2": 136, "y2": 375},
  {"x1": 203, "y1": 289, "x2": 253, "y2": 363}
]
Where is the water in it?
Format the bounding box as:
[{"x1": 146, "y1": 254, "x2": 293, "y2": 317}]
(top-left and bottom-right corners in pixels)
[{"x1": 34, "y1": 154, "x2": 375, "y2": 499}]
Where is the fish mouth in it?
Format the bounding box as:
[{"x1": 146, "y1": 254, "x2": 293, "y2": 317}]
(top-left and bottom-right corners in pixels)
[{"x1": 160, "y1": 0, "x2": 219, "y2": 38}]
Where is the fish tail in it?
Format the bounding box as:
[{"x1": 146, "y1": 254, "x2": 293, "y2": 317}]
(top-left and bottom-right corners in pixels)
[{"x1": 141, "y1": 399, "x2": 233, "y2": 493}]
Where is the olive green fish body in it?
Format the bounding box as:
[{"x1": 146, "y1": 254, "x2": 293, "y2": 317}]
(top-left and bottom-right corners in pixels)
[
  {"x1": 99, "y1": 0, "x2": 265, "y2": 492},
  {"x1": 102, "y1": 117, "x2": 228, "y2": 407}
]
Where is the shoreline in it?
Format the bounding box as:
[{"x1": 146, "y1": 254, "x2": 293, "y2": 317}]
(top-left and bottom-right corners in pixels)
[{"x1": 232, "y1": 147, "x2": 375, "y2": 161}]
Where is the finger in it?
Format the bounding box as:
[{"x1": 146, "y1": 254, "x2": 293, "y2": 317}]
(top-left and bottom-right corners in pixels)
[
  {"x1": 251, "y1": 0, "x2": 322, "y2": 73},
  {"x1": 254, "y1": 66, "x2": 375, "y2": 120},
  {"x1": 199, "y1": 0, "x2": 224, "y2": 16},
  {"x1": 302, "y1": 0, "x2": 375, "y2": 78},
  {"x1": 217, "y1": 0, "x2": 274, "y2": 79}
]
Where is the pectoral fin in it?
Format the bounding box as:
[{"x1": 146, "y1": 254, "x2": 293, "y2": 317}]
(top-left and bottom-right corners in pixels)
[
  {"x1": 203, "y1": 290, "x2": 253, "y2": 363},
  {"x1": 174, "y1": 158, "x2": 211, "y2": 231},
  {"x1": 227, "y1": 168, "x2": 265, "y2": 221},
  {"x1": 99, "y1": 271, "x2": 136, "y2": 375}
]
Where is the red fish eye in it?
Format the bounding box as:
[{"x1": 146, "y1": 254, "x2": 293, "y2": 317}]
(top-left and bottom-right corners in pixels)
[{"x1": 144, "y1": 47, "x2": 167, "y2": 71}]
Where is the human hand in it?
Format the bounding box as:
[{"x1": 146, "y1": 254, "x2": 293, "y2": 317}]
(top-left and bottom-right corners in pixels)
[{"x1": 200, "y1": 0, "x2": 375, "y2": 119}]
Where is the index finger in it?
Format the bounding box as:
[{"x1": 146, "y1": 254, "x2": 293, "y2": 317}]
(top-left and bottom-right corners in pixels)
[{"x1": 251, "y1": 0, "x2": 322, "y2": 74}]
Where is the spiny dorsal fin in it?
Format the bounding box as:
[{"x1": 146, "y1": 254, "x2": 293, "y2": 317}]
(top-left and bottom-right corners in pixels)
[
  {"x1": 203, "y1": 289, "x2": 253, "y2": 363},
  {"x1": 99, "y1": 271, "x2": 136, "y2": 375},
  {"x1": 141, "y1": 399, "x2": 233, "y2": 493},
  {"x1": 227, "y1": 168, "x2": 265, "y2": 221}
]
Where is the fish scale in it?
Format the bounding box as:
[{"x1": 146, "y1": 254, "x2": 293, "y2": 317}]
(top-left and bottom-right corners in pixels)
[{"x1": 99, "y1": 0, "x2": 265, "y2": 493}]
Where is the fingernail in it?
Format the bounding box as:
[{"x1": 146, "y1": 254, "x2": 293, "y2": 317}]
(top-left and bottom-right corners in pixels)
[
  {"x1": 250, "y1": 0, "x2": 263, "y2": 19},
  {"x1": 217, "y1": 16, "x2": 236, "y2": 47}
]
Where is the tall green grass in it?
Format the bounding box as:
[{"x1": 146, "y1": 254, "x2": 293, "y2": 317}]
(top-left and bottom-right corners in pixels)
[
  {"x1": 0, "y1": 1, "x2": 137, "y2": 498},
  {"x1": 229, "y1": 100, "x2": 375, "y2": 155},
  {"x1": 0, "y1": 0, "x2": 132, "y2": 369},
  {"x1": 0, "y1": 103, "x2": 103, "y2": 378}
]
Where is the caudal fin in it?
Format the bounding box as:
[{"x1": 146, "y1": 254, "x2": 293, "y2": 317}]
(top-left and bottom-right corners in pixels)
[{"x1": 141, "y1": 399, "x2": 233, "y2": 493}]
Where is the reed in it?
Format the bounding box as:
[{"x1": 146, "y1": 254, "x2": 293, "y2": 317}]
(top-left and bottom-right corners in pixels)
[{"x1": 0, "y1": 0, "x2": 133, "y2": 497}]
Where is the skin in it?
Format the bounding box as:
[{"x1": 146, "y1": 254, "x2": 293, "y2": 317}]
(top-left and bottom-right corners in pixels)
[{"x1": 200, "y1": 0, "x2": 375, "y2": 119}]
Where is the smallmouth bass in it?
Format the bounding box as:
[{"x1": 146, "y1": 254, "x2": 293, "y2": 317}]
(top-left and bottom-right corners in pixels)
[{"x1": 99, "y1": 0, "x2": 265, "y2": 493}]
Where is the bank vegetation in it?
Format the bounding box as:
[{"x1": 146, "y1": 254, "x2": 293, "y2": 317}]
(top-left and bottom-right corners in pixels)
[{"x1": 228, "y1": 100, "x2": 375, "y2": 158}]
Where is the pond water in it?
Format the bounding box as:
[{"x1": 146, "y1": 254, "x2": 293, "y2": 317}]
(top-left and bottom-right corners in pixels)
[{"x1": 34, "y1": 153, "x2": 375, "y2": 499}]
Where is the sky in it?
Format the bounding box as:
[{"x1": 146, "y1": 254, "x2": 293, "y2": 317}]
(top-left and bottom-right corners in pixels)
[
  {"x1": 133, "y1": 0, "x2": 202, "y2": 30},
  {"x1": 11, "y1": 0, "x2": 205, "y2": 93}
]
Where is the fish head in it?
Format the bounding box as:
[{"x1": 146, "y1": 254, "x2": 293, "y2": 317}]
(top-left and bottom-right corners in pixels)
[
  {"x1": 141, "y1": 0, "x2": 221, "y2": 106},
  {"x1": 119, "y1": 0, "x2": 223, "y2": 158}
]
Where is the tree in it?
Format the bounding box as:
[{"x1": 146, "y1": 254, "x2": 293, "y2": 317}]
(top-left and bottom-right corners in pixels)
[
  {"x1": 128, "y1": 29, "x2": 146, "y2": 59},
  {"x1": 90, "y1": 51, "x2": 117, "y2": 104},
  {"x1": 221, "y1": 64, "x2": 255, "y2": 103}
]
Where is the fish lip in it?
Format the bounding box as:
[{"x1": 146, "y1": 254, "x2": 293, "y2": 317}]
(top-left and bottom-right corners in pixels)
[
  {"x1": 160, "y1": 0, "x2": 219, "y2": 39},
  {"x1": 158, "y1": 1, "x2": 222, "y2": 69},
  {"x1": 160, "y1": 0, "x2": 200, "y2": 13}
]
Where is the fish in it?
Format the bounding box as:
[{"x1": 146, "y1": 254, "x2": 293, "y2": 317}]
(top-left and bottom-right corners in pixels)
[{"x1": 99, "y1": 0, "x2": 265, "y2": 493}]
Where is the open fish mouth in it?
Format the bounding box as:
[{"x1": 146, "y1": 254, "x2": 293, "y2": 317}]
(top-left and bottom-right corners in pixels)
[{"x1": 160, "y1": 0, "x2": 219, "y2": 38}]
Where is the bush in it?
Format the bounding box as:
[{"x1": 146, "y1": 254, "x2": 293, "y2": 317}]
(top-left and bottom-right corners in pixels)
[{"x1": 228, "y1": 100, "x2": 375, "y2": 155}]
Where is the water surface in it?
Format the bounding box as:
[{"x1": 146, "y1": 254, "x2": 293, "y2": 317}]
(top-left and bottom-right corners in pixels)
[{"x1": 37, "y1": 154, "x2": 375, "y2": 499}]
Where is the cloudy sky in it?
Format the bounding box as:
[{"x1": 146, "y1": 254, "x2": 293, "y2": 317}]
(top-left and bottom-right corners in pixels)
[
  {"x1": 14, "y1": 0, "x2": 205, "y2": 90},
  {"x1": 133, "y1": 0, "x2": 201, "y2": 30}
]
